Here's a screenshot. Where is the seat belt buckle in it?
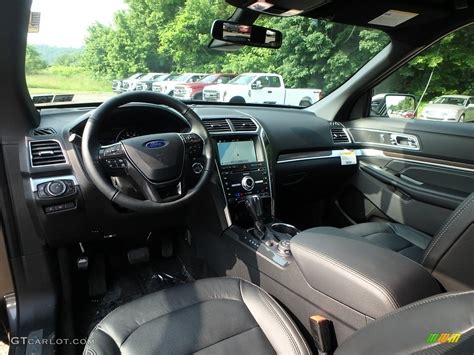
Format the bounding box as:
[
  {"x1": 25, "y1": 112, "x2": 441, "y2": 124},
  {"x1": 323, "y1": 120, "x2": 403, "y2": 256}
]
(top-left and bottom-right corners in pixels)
[{"x1": 310, "y1": 315, "x2": 334, "y2": 355}]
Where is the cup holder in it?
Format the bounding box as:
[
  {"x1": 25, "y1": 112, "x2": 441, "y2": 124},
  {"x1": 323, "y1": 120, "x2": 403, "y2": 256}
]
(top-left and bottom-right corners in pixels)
[{"x1": 270, "y1": 223, "x2": 299, "y2": 238}]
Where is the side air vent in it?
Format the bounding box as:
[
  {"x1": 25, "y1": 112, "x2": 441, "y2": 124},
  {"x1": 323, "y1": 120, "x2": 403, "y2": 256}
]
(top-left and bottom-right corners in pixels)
[
  {"x1": 32, "y1": 127, "x2": 56, "y2": 136},
  {"x1": 330, "y1": 123, "x2": 350, "y2": 144},
  {"x1": 30, "y1": 140, "x2": 66, "y2": 166},
  {"x1": 202, "y1": 119, "x2": 231, "y2": 133},
  {"x1": 230, "y1": 118, "x2": 258, "y2": 132}
]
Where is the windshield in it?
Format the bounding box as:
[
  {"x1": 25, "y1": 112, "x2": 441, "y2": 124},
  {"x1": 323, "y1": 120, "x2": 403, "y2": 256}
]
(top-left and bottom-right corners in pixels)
[
  {"x1": 433, "y1": 96, "x2": 467, "y2": 106},
  {"x1": 200, "y1": 74, "x2": 220, "y2": 84},
  {"x1": 26, "y1": 0, "x2": 389, "y2": 107},
  {"x1": 228, "y1": 74, "x2": 257, "y2": 85}
]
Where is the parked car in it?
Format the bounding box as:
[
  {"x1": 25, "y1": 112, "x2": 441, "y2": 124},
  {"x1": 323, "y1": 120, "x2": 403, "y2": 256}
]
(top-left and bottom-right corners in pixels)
[
  {"x1": 122, "y1": 72, "x2": 166, "y2": 92},
  {"x1": 419, "y1": 95, "x2": 474, "y2": 122},
  {"x1": 173, "y1": 73, "x2": 237, "y2": 100},
  {"x1": 112, "y1": 73, "x2": 144, "y2": 93},
  {"x1": 152, "y1": 73, "x2": 208, "y2": 96},
  {"x1": 124, "y1": 73, "x2": 168, "y2": 92},
  {"x1": 202, "y1": 73, "x2": 321, "y2": 106}
]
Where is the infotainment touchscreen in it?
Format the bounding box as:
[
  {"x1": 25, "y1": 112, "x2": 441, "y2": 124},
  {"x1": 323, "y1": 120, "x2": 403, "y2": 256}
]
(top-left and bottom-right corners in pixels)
[{"x1": 217, "y1": 140, "x2": 257, "y2": 166}]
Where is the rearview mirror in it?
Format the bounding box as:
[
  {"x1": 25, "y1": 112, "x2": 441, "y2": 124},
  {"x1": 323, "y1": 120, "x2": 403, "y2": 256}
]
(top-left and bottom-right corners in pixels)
[{"x1": 211, "y1": 20, "x2": 282, "y2": 49}]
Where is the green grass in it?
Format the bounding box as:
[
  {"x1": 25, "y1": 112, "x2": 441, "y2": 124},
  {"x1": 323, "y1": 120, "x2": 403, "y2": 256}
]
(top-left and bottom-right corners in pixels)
[{"x1": 26, "y1": 71, "x2": 111, "y2": 94}]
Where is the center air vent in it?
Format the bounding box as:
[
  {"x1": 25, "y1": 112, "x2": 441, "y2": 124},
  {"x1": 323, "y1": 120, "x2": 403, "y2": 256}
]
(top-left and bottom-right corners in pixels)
[
  {"x1": 202, "y1": 119, "x2": 231, "y2": 133},
  {"x1": 32, "y1": 127, "x2": 56, "y2": 136},
  {"x1": 30, "y1": 140, "x2": 66, "y2": 167},
  {"x1": 230, "y1": 118, "x2": 258, "y2": 132},
  {"x1": 330, "y1": 124, "x2": 351, "y2": 144}
]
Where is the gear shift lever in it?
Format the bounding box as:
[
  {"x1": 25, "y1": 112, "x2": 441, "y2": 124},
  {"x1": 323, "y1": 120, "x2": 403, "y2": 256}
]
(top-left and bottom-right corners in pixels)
[{"x1": 245, "y1": 195, "x2": 266, "y2": 237}]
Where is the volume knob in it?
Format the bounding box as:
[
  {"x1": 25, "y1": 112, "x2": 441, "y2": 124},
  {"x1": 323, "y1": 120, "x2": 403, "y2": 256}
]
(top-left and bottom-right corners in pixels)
[{"x1": 241, "y1": 176, "x2": 255, "y2": 191}]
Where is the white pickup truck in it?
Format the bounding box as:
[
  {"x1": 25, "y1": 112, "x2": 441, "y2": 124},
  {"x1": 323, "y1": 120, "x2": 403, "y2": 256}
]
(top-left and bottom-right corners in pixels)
[{"x1": 202, "y1": 73, "x2": 321, "y2": 107}]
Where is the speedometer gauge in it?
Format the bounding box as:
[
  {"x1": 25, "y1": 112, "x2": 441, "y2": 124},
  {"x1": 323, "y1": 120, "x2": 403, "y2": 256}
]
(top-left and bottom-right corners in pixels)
[{"x1": 115, "y1": 128, "x2": 140, "y2": 142}]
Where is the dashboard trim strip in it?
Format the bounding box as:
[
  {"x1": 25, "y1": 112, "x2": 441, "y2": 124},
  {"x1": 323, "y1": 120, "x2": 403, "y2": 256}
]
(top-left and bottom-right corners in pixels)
[{"x1": 276, "y1": 148, "x2": 474, "y2": 173}]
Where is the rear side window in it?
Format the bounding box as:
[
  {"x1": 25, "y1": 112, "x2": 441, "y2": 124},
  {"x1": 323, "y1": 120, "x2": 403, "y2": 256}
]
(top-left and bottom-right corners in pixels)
[
  {"x1": 269, "y1": 76, "x2": 282, "y2": 87},
  {"x1": 371, "y1": 23, "x2": 473, "y2": 123}
]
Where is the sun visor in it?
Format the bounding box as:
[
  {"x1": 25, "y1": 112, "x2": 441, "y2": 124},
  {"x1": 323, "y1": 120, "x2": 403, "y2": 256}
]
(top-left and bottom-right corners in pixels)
[{"x1": 226, "y1": 0, "x2": 332, "y2": 16}]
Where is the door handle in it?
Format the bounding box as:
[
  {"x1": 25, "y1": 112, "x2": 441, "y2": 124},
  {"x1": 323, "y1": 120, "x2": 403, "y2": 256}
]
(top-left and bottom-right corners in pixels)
[{"x1": 390, "y1": 134, "x2": 419, "y2": 149}]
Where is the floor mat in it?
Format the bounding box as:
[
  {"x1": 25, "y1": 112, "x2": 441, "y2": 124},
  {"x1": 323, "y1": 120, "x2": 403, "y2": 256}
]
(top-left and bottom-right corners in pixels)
[{"x1": 76, "y1": 257, "x2": 194, "y2": 338}]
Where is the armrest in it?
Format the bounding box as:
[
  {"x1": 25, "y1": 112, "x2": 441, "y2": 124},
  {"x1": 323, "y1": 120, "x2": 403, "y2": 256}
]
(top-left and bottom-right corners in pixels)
[{"x1": 291, "y1": 227, "x2": 442, "y2": 319}]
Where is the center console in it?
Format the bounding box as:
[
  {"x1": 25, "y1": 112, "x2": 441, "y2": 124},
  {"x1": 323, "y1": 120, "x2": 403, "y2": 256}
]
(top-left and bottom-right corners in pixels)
[
  {"x1": 216, "y1": 137, "x2": 271, "y2": 205},
  {"x1": 209, "y1": 116, "x2": 300, "y2": 267}
]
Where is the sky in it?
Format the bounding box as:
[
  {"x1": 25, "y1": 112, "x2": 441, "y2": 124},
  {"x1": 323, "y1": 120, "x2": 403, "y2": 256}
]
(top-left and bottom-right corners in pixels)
[{"x1": 28, "y1": 0, "x2": 128, "y2": 48}]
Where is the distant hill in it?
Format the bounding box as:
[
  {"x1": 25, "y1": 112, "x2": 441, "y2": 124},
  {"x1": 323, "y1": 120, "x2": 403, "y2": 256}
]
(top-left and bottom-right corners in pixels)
[{"x1": 33, "y1": 45, "x2": 83, "y2": 64}]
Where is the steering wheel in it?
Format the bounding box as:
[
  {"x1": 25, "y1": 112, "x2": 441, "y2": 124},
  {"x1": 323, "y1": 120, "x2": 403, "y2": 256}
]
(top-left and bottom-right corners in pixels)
[{"x1": 81, "y1": 91, "x2": 214, "y2": 213}]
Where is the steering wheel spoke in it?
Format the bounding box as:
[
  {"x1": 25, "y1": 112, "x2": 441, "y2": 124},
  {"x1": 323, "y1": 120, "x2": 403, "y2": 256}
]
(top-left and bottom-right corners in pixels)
[{"x1": 98, "y1": 143, "x2": 128, "y2": 175}]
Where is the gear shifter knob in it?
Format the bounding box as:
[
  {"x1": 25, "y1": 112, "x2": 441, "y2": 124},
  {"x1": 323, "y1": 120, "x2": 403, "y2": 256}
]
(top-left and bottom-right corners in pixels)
[{"x1": 244, "y1": 195, "x2": 265, "y2": 235}]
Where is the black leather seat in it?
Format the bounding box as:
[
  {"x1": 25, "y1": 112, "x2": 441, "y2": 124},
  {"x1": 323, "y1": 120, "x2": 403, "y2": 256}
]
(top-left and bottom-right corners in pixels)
[
  {"x1": 305, "y1": 193, "x2": 474, "y2": 291},
  {"x1": 336, "y1": 291, "x2": 474, "y2": 354},
  {"x1": 83, "y1": 277, "x2": 310, "y2": 355},
  {"x1": 84, "y1": 277, "x2": 474, "y2": 355},
  {"x1": 339, "y1": 222, "x2": 432, "y2": 262}
]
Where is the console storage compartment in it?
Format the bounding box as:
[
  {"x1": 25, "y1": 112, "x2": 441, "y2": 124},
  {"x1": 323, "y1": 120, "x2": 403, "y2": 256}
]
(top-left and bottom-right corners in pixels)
[{"x1": 291, "y1": 227, "x2": 442, "y2": 319}]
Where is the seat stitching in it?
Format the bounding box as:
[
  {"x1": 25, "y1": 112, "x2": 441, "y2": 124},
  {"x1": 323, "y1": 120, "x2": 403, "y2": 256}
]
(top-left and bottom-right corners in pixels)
[
  {"x1": 261, "y1": 291, "x2": 311, "y2": 355},
  {"x1": 291, "y1": 243, "x2": 400, "y2": 309},
  {"x1": 257, "y1": 287, "x2": 300, "y2": 355},
  {"x1": 341, "y1": 291, "x2": 473, "y2": 345},
  {"x1": 421, "y1": 198, "x2": 473, "y2": 264},
  {"x1": 190, "y1": 325, "x2": 261, "y2": 354},
  {"x1": 115, "y1": 298, "x2": 238, "y2": 348},
  {"x1": 240, "y1": 279, "x2": 310, "y2": 355}
]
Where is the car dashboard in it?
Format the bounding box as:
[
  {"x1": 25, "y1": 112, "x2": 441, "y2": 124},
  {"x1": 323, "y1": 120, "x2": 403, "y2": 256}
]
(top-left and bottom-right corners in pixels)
[{"x1": 24, "y1": 103, "x2": 357, "y2": 246}]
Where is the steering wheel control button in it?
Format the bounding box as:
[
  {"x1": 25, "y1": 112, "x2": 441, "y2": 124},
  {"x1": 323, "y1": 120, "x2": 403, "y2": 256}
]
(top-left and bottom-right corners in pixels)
[
  {"x1": 46, "y1": 180, "x2": 67, "y2": 196},
  {"x1": 241, "y1": 176, "x2": 255, "y2": 191},
  {"x1": 192, "y1": 162, "x2": 204, "y2": 174},
  {"x1": 183, "y1": 133, "x2": 203, "y2": 157},
  {"x1": 105, "y1": 158, "x2": 126, "y2": 169},
  {"x1": 102, "y1": 144, "x2": 124, "y2": 157}
]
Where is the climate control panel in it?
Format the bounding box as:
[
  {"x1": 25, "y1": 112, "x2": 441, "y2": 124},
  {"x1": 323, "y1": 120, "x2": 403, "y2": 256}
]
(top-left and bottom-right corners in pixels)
[{"x1": 220, "y1": 162, "x2": 270, "y2": 204}]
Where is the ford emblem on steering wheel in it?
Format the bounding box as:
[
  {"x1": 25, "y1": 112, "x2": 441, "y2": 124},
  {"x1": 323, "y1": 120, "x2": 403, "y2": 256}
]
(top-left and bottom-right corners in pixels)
[{"x1": 145, "y1": 139, "x2": 168, "y2": 149}]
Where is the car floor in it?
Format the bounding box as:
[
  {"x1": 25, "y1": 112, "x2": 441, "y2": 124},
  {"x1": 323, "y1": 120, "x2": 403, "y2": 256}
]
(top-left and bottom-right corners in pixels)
[{"x1": 74, "y1": 256, "x2": 195, "y2": 339}]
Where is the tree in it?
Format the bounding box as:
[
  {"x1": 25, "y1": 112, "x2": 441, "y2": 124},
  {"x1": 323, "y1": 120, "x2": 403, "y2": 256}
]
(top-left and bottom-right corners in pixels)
[{"x1": 25, "y1": 45, "x2": 47, "y2": 74}]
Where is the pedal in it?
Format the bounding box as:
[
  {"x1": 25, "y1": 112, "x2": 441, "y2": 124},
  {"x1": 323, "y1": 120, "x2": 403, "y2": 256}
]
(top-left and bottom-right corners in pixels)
[
  {"x1": 77, "y1": 242, "x2": 88, "y2": 270},
  {"x1": 161, "y1": 236, "x2": 173, "y2": 258},
  {"x1": 77, "y1": 256, "x2": 88, "y2": 270},
  {"x1": 127, "y1": 247, "x2": 150, "y2": 265},
  {"x1": 88, "y1": 253, "x2": 107, "y2": 297}
]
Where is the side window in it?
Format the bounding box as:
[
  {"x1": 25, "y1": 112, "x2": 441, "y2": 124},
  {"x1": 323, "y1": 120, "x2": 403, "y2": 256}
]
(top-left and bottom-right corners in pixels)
[
  {"x1": 190, "y1": 75, "x2": 200, "y2": 82},
  {"x1": 220, "y1": 76, "x2": 232, "y2": 84},
  {"x1": 256, "y1": 76, "x2": 270, "y2": 88},
  {"x1": 269, "y1": 76, "x2": 282, "y2": 87},
  {"x1": 371, "y1": 23, "x2": 473, "y2": 123}
]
